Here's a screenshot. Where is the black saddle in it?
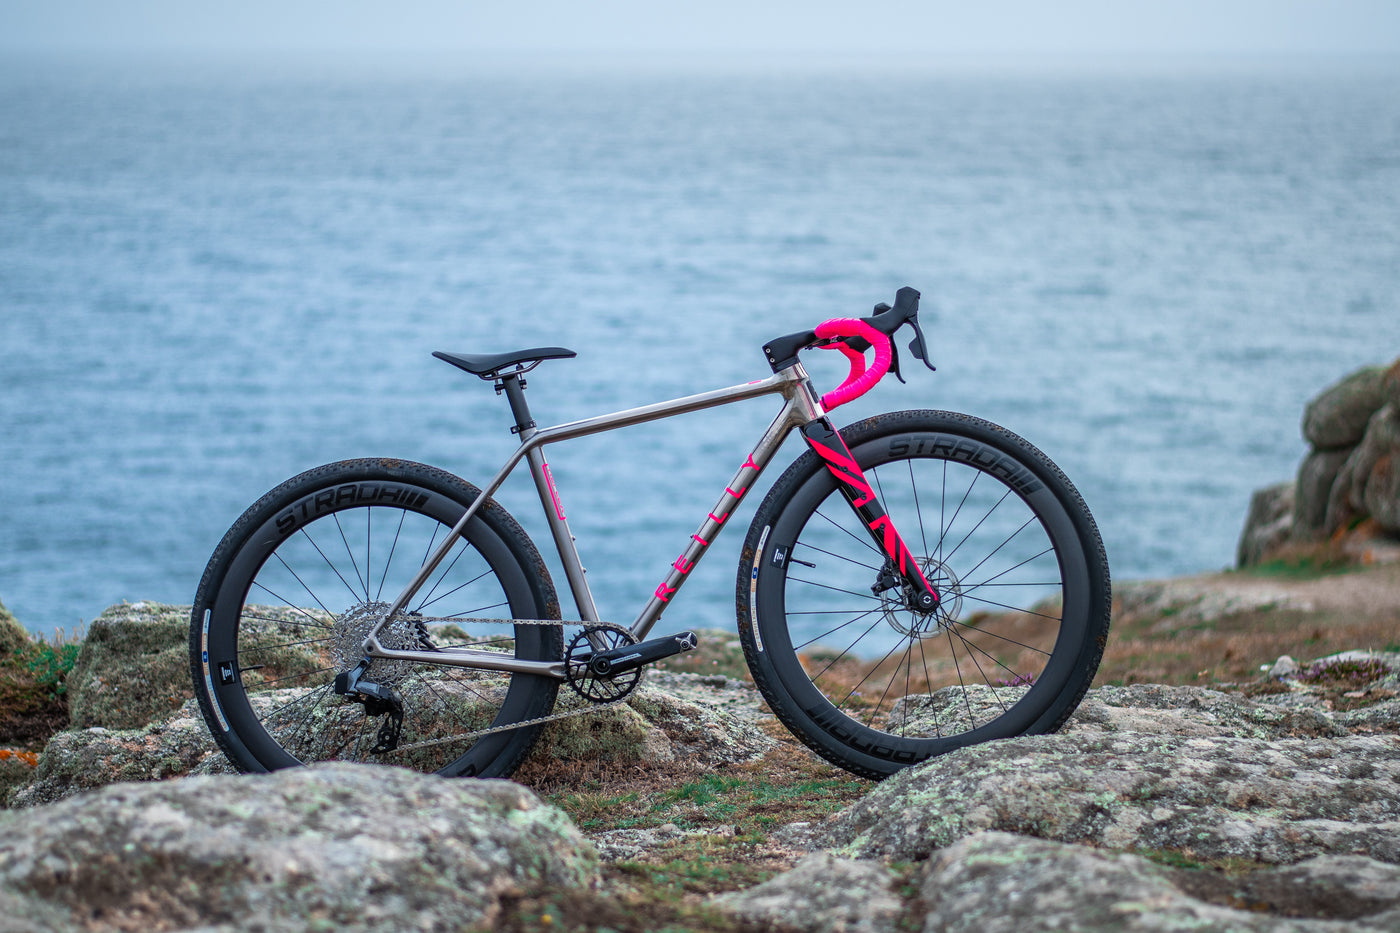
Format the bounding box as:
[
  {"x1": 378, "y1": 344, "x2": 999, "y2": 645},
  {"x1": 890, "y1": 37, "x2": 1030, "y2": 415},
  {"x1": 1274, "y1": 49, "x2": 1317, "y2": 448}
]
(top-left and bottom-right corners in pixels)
[{"x1": 433, "y1": 346, "x2": 576, "y2": 379}]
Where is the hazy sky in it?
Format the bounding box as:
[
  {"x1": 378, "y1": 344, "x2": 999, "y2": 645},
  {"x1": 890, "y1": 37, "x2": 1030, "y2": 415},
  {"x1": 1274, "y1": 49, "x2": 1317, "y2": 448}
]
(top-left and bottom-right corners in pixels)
[{"x1": 3, "y1": 0, "x2": 1399, "y2": 57}]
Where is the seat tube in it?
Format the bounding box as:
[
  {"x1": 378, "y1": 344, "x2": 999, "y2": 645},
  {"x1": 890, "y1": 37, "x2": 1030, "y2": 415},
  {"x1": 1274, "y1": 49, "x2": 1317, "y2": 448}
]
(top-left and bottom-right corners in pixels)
[
  {"x1": 499, "y1": 372, "x2": 601, "y2": 622},
  {"x1": 524, "y1": 444, "x2": 601, "y2": 622}
]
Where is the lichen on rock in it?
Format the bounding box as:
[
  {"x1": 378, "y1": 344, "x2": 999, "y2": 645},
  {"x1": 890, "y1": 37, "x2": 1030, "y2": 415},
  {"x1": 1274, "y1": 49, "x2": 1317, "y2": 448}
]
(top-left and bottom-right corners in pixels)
[
  {"x1": 713, "y1": 851, "x2": 904, "y2": 933},
  {"x1": 65, "y1": 602, "x2": 198, "y2": 731},
  {"x1": 916, "y1": 831, "x2": 1400, "y2": 932},
  {"x1": 7, "y1": 699, "x2": 224, "y2": 809},
  {"x1": 815, "y1": 728, "x2": 1400, "y2": 865},
  {"x1": 0, "y1": 762, "x2": 598, "y2": 932},
  {"x1": 67, "y1": 602, "x2": 326, "y2": 733}
]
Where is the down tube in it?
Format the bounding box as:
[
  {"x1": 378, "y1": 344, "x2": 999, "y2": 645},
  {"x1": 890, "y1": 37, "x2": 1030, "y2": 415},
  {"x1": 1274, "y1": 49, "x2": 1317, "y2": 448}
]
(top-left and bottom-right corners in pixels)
[{"x1": 629, "y1": 402, "x2": 802, "y2": 640}]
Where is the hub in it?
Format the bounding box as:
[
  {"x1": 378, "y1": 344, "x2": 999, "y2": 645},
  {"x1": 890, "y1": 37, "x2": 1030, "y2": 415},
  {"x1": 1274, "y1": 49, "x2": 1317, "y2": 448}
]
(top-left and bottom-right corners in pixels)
[{"x1": 879, "y1": 557, "x2": 962, "y2": 639}]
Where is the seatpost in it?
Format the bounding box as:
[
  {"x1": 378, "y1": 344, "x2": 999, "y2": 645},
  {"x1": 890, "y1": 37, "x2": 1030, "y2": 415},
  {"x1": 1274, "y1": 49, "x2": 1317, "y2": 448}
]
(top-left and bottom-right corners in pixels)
[{"x1": 496, "y1": 373, "x2": 536, "y2": 437}]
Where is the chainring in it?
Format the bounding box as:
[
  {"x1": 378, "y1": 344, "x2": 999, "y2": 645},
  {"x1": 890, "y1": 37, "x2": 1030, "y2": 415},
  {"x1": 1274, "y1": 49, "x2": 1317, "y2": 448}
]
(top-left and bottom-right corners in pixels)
[{"x1": 565, "y1": 627, "x2": 642, "y2": 702}]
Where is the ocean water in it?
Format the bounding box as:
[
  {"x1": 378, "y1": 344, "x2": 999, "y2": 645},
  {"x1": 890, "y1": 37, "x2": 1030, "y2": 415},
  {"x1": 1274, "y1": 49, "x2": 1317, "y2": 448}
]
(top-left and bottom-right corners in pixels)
[{"x1": 2, "y1": 54, "x2": 1399, "y2": 643}]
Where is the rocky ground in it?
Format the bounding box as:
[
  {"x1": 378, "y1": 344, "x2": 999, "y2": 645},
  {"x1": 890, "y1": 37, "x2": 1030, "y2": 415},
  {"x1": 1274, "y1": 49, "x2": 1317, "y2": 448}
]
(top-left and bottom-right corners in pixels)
[{"x1": 1, "y1": 555, "x2": 1399, "y2": 931}]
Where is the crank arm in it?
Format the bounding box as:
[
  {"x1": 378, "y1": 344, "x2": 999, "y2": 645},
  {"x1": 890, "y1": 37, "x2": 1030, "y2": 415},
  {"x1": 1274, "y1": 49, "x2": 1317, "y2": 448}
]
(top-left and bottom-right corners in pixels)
[{"x1": 576, "y1": 630, "x2": 699, "y2": 677}]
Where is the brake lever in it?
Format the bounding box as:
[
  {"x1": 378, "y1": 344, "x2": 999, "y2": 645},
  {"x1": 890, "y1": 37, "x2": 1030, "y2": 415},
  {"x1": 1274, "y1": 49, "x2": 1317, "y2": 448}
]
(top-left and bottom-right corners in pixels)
[
  {"x1": 863, "y1": 295, "x2": 928, "y2": 376},
  {"x1": 889, "y1": 339, "x2": 906, "y2": 383},
  {"x1": 907, "y1": 317, "x2": 936, "y2": 373}
]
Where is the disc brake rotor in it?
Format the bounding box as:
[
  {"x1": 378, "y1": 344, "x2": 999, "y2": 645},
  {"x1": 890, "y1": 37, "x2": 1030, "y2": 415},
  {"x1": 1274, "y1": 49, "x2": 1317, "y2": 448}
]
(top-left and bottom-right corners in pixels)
[{"x1": 880, "y1": 558, "x2": 963, "y2": 639}]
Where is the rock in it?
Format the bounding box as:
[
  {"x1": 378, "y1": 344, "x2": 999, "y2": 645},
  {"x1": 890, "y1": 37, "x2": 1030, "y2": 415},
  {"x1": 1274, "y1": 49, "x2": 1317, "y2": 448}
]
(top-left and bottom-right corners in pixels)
[
  {"x1": 1303, "y1": 365, "x2": 1387, "y2": 450},
  {"x1": 66, "y1": 603, "x2": 198, "y2": 730},
  {"x1": 528, "y1": 674, "x2": 774, "y2": 770},
  {"x1": 68, "y1": 602, "x2": 324, "y2": 731},
  {"x1": 535, "y1": 697, "x2": 678, "y2": 764},
  {"x1": 916, "y1": 831, "x2": 1400, "y2": 933},
  {"x1": 1270, "y1": 655, "x2": 1301, "y2": 678},
  {"x1": 1384, "y1": 358, "x2": 1400, "y2": 410},
  {"x1": 1294, "y1": 447, "x2": 1353, "y2": 539},
  {"x1": 885, "y1": 685, "x2": 1030, "y2": 738},
  {"x1": 1114, "y1": 578, "x2": 1311, "y2": 629},
  {"x1": 12, "y1": 672, "x2": 774, "y2": 808},
  {"x1": 1234, "y1": 853, "x2": 1400, "y2": 923},
  {"x1": 713, "y1": 852, "x2": 905, "y2": 933},
  {"x1": 1062, "y1": 684, "x2": 1346, "y2": 740},
  {"x1": 593, "y1": 822, "x2": 737, "y2": 863},
  {"x1": 1345, "y1": 699, "x2": 1400, "y2": 734},
  {"x1": 626, "y1": 676, "x2": 775, "y2": 765},
  {"x1": 1356, "y1": 406, "x2": 1400, "y2": 532},
  {"x1": 0, "y1": 600, "x2": 29, "y2": 656},
  {"x1": 0, "y1": 762, "x2": 597, "y2": 932},
  {"x1": 815, "y1": 730, "x2": 1400, "y2": 864},
  {"x1": 1327, "y1": 405, "x2": 1400, "y2": 536},
  {"x1": 0, "y1": 752, "x2": 38, "y2": 808},
  {"x1": 7, "y1": 699, "x2": 224, "y2": 809},
  {"x1": 1237, "y1": 481, "x2": 1296, "y2": 566}
]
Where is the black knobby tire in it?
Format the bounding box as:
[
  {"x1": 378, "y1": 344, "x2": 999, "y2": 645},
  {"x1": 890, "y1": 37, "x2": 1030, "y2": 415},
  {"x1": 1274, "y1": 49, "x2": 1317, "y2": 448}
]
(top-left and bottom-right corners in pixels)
[
  {"x1": 190, "y1": 459, "x2": 562, "y2": 778},
  {"x1": 736, "y1": 411, "x2": 1110, "y2": 779}
]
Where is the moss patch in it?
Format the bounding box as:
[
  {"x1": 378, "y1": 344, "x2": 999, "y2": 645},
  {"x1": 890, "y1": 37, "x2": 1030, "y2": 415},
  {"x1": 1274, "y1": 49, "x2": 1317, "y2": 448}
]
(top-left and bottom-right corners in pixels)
[{"x1": 0, "y1": 601, "x2": 80, "y2": 754}]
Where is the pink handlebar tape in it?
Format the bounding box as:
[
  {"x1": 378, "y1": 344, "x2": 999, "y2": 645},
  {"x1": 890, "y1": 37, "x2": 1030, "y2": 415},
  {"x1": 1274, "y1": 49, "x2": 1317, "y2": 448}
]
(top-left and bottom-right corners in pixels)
[{"x1": 814, "y1": 318, "x2": 892, "y2": 410}]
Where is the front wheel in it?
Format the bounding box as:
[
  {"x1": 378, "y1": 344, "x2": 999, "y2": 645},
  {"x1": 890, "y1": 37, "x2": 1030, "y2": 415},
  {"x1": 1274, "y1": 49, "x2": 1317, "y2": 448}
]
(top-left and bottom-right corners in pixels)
[
  {"x1": 737, "y1": 411, "x2": 1110, "y2": 779},
  {"x1": 190, "y1": 459, "x2": 562, "y2": 778}
]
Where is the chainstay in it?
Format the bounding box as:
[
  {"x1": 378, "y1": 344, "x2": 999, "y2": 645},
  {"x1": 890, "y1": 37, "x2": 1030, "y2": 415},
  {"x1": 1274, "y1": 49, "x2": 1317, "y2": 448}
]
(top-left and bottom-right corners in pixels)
[{"x1": 382, "y1": 616, "x2": 638, "y2": 755}]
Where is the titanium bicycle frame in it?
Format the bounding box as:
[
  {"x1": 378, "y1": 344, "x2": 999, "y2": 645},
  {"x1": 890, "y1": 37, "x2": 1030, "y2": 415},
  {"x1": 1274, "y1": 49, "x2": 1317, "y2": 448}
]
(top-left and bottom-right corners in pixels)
[{"x1": 360, "y1": 357, "x2": 931, "y2": 680}]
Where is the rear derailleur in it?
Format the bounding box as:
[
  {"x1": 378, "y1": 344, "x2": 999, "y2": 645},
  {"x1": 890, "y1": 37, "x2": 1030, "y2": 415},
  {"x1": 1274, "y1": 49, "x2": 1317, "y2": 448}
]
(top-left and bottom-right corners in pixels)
[{"x1": 333, "y1": 658, "x2": 404, "y2": 754}]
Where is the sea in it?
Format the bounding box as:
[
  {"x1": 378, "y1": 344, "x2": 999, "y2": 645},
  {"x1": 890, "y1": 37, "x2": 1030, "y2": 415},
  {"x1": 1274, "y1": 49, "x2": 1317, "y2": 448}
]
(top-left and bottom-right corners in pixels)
[{"x1": 2, "y1": 52, "x2": 1399, "y2": 643}]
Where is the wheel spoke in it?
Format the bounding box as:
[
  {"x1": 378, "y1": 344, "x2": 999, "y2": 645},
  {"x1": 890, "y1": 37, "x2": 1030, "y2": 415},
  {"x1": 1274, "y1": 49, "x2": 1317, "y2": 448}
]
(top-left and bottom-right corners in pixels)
[
  {"x1": 256, "y1": 569, "x2": 335, "y2": 623},
  {"x1": 333, "y1": 512, "x2": 368, "y2": 601},
  {"x1": 908, "y1": 460, "x2": 930, "y2": 558},
  {"x1": 240, "y1": 635, "x2": 332, "y2": 653},
  {"x1": 296, "y1": 526, "x2": 364, "y2": 605},
  {"x1": 949, "y1": 617, "x2": 1054, "y2": 657},
  {"x1": 794, "y1": 540, "x2": 882, "y2": 572},
  {"x1": 414, "y1": 538, "x2": 474, "y2": 613},
  {"x1": 793, "y1": 606, "x2": 883, "y2": 651},
  {"x1": 199, "y1": 469, "x2": 562, "y2": 778},
  {"x1": 812, "y1": 508, "x2": 883, "y2": 557},
  {"x1": 941, "y1": 487, "x2": 1013, "y2": 566},
  {"x1": 935, "y1": 470, "x2": 979, "y2": 559},
  {"x1": 787, "y1": 576, "x2": 882, "y2": 602},
  {"x1": 375, "y1": 509, "x2": 408, "y2": 602},
  {"x1": 956, "y1": 516, "x2": 1038, "y2": 585},
  {"x1": 416, "y1": 568, "x2": 494, "y2": 614},
  {"x1": 810, "y1": 614, "x2": 886, "y2": 683},
  {"x1": 959, "y1": 593, "x2": 1063, "y2": 622}
]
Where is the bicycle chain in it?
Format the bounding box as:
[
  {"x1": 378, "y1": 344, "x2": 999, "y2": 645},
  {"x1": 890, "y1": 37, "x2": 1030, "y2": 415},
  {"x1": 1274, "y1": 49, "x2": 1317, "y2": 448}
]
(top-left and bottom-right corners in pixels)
[{"x1": 376, "y1": 616, "x2": 640, "y2": 756}]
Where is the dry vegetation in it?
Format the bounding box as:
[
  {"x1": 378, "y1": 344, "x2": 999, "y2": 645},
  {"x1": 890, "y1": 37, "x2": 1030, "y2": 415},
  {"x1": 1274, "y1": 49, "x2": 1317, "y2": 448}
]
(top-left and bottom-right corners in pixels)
[
  {"x1": 1097, "y1": 559, "x2": 1400, "y2": 689},
  {"x1": 510, "y1": 716, "x2": 873, "y2": 933}
]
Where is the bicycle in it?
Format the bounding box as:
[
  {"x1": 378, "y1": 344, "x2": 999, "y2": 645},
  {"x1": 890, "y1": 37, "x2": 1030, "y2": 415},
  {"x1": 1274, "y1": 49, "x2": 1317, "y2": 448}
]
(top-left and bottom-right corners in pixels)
[{"x1": 190, "y1": 287, "x2": 1111, "y2": 780}]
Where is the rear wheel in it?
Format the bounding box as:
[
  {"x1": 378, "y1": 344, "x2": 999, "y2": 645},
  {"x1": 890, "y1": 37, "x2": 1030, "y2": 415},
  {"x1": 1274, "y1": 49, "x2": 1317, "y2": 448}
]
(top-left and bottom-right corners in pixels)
[
  {"x1": 190, "y1": 459, "x2": 562, "y2": 778},
  {"x1": 737, "y1": 411, "x2": 1110, "y2": 778}
]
